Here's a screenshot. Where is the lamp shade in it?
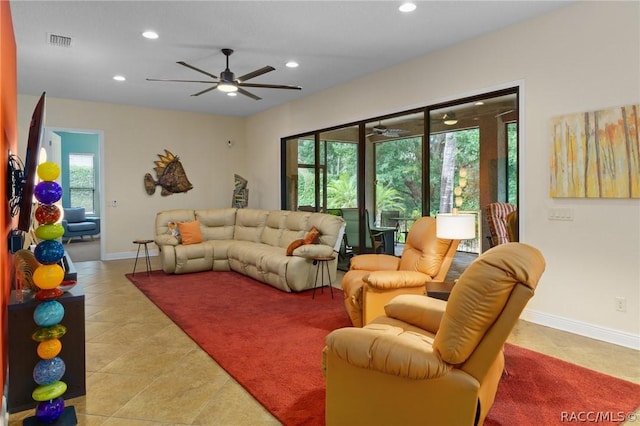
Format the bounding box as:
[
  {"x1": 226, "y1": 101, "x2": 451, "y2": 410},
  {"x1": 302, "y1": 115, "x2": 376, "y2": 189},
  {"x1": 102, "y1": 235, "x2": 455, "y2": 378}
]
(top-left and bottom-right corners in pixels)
[{"x1": 436, "y1": 213, "x2": 476, "y2": 240}]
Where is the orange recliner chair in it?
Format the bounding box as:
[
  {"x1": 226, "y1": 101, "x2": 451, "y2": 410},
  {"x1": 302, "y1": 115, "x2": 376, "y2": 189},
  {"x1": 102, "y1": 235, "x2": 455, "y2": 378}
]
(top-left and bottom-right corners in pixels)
[
  {"x1": 324, "y1": 242, "x2": 545, "y2": 426},
  {"x1": 341, "y1": 216, "x2": 459, "y2": 327}
]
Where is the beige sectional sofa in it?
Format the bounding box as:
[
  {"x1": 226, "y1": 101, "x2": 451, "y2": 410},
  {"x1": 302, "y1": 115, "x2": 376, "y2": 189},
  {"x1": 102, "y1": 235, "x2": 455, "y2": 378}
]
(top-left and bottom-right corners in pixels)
[{"x1": 154, "y1": 208, "x2": 346, "y2": 292}]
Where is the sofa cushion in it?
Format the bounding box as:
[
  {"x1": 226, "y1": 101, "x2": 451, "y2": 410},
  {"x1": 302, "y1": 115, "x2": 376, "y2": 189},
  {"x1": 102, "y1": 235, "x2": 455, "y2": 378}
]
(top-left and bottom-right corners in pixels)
[
  {"x1": 178, "y1": 221, "x2": 203, "y2": 245},
  {"x1": 67, "y1": 222, "x2": 96, "y2": 232},
  {"x1": 64, "y1": 208, "x2": 86, "y2": 223},
  {"x1": 234, "y1": 209, "x2": 269, "y2": 242},
  {"x1": 196, "y1": 208, "x2": 236, "y2": 241},
  {"x1": 280, "y1": 212, "x2": 311, "y2": 248},
  {"x1": 262, "y1": 211, "x2": 288, "y2": 247},
  {"x1": 308, "y1": 213, "x2": 345, "y2": 250}
]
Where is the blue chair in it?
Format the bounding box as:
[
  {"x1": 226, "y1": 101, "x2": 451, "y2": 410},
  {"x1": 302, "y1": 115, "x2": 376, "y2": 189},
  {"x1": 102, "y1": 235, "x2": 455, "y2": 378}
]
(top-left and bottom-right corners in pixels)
[{"x1": 62, "y1": 207, "x2": 100, "y2": 244}]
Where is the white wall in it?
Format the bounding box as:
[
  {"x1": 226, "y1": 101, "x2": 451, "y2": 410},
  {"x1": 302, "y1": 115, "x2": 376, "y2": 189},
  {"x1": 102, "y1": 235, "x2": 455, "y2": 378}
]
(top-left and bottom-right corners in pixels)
[
  {"x1": 17, "y1": 97, "x2": 247, "y2": 258},
  {"x1": 245, "y1": 1, "x2": 640, "y2": 348}
]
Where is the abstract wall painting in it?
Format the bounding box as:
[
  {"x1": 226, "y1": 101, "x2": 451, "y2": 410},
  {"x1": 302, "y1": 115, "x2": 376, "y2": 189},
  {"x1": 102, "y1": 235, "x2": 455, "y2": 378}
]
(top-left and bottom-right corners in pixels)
[{"x1": 550, "y1": 104, "x2": 639, "y2": 198}]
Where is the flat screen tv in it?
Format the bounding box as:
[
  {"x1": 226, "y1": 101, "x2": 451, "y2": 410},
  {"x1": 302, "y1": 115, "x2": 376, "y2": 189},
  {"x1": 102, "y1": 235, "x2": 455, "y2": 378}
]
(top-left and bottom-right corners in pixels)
[{"x1": 17, "y1": 91, "x2": 46, "y2": 232}]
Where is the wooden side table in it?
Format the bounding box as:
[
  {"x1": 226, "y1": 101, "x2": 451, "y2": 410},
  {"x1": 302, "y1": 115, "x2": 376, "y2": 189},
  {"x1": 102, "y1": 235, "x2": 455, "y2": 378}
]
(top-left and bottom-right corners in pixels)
[
  {"x1": 426, "y1": 281, "x2": 456, "y2": 301},
  {"x1": 132, "y1": 239, "x2": 153, "y2": 276},
  {"x1": 312, "y1": 256, "x2": 335, "y2": 299}
]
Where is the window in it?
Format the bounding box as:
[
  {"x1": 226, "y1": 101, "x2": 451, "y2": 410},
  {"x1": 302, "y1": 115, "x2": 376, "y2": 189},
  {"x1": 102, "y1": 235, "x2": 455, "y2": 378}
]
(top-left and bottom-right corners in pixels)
[
  {"x1": 507, "y1": 121, "x2": 518, "y2": 205},
  {"x1": 281, "y1": 87, "x2": 519, "y2": 253},
  {"x1": 68, "y1": 153, "x2": 95, "y2": 213}
]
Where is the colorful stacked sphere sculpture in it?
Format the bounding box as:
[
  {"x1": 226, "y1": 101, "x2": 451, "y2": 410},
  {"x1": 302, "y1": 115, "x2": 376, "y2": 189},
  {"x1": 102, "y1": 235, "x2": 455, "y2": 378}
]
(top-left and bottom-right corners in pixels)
[{"x1": 30, "y1": 161, "x2": 68, "y2": 423}]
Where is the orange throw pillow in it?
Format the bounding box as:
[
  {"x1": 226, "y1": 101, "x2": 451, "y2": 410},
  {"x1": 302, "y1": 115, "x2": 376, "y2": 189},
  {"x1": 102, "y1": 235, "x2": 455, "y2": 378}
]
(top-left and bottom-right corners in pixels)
[
  {"x1": 177, "y1": 221, "x2": 203, "y2": 245},
  {"x1": 286, "y1": 239, "x2": 305, "y2": 256},
  {"x1": 303, "y1": 226, "x2": 320, "y2": 245}
]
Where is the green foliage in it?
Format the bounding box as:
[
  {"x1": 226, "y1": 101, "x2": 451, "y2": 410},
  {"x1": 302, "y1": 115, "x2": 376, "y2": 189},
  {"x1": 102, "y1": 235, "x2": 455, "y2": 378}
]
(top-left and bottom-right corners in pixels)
[
  {"x1": 375, "y1": 137, "x2": 422, "y2": 216},
  {"x1": 69, "y1": 165, "x2": 95, "y2": 213},
  {"x1": 429, "y1": 129, "x2": 480, "y2": 216},
  {"x1": 292, "y1": 129, "x2": 483, "y2": 219},
  {"x1": 69, "y1": 165, "x2": 94, "y2": 188},
  {"x1": 297, "y1": 168, "x2": 316, "y2": 207},
  {"x1": 507, "y1": 122, "x2": 518, "y2": 205}
]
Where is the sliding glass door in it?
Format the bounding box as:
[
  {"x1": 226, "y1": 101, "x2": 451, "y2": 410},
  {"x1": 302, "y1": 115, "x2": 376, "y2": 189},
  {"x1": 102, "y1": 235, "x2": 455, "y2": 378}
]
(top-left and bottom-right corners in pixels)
[
  {"x1": 429, "y1": 89, "x2": 518, "y2": 252},
  {"x1": 281, "y1": 87, "x2": 519, "y2": 256},
  {"x1": 368, "y1": 112, "x2": 423, "y2": 246}
]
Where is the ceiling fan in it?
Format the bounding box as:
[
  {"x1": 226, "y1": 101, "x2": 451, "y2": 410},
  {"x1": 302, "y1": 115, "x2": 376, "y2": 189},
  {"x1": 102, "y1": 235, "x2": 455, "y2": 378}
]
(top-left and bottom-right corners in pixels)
[
  {"x1": 431, "y1": 113, "x2": 459, "y2": 126},
  {"x1": 146, "y1": 48, "x2": 302, "y2": 100},
  {"x1": 367, "y1": 121, "x2": 410, "y2": 137}
]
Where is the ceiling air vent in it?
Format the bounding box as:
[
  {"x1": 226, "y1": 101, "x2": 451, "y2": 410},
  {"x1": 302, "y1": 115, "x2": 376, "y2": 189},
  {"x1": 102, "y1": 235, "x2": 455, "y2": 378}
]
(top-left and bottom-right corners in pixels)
[{"x1": 48, "y1": 33, "x2": 72, "y2": 48}]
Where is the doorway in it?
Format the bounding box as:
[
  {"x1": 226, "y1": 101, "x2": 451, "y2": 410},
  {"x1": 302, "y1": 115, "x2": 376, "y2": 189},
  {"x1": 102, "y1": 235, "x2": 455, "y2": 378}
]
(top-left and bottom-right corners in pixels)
[{"x1": 44, "y1": 127, "x2": 104, "y2": 262}]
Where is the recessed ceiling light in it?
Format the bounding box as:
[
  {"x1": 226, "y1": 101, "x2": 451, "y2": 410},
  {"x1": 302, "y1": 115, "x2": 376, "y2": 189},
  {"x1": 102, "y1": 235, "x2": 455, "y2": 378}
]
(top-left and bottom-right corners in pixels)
[
  {"x1": 399, "y1": 2, "x2": 416, "y2": 13},
  {"x1": 142, "y1": 30, "x2": 159, "y2": 40},
  {"x1": 227, "y1": 92, "x2": 238, "y2": 97},
  {"x1": 285, "y1": 61, "x2": 299, "y2": 68},
  {"x1": 113, "y1": 75, "x2": 126, "y2": 82},
  {"x1": 475, "y1": 101, "x2": 485, "y2": 106}
]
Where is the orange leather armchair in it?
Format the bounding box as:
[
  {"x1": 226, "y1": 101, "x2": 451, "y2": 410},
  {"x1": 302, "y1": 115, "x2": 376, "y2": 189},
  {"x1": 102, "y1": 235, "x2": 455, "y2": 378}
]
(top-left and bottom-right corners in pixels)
[
  {"x1": 324, "y1": 243, "x2": 545, "y2": 426},
  {"x1": 341, "y1": 216, "x2": 459, "y2": 327}
]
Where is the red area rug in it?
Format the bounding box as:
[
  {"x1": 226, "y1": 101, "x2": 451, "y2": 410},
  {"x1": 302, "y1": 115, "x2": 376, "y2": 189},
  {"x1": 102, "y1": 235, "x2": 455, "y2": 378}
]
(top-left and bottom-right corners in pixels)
[{"x1": 126, "y1": 270, "x2": 640, "y2": 426}]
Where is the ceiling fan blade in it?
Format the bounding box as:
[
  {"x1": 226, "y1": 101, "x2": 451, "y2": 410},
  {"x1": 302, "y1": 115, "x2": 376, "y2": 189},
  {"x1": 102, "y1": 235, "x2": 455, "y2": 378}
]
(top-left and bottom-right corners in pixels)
[
  {"x1": 239, "y1": 83, "x2": 302, "y2": 90},
  {"x1": 237, "y1": 66, "x2": 275, "y2": 83},
  {"x1": 146, "y1": 78, "x2": 215, "y2": 83},
  {"x1": 177, "y1": 61, "x2": 218, "y2": 80},
  {"x1": 495, "y1": 109, "x2": 515, "y2": 118},
  {"x1": 190, "y1": 85, "x2": 218, "y2": 97},
  {"x1": 237, "y1": 87, "x2": 262, "y2": 101}
]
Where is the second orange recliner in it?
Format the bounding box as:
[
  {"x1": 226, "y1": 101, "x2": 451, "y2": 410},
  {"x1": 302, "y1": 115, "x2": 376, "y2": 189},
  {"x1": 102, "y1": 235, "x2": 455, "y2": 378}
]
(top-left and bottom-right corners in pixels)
[{"x1": 341, "y1": 216, "x2": 459, "y2": 327}]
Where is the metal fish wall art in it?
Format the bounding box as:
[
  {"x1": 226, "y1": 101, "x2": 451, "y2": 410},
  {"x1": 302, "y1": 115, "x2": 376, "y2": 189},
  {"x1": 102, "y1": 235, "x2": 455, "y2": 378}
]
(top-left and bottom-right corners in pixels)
[{"x1": 144, "y1": 149, "x2": 193, "y2": 196}]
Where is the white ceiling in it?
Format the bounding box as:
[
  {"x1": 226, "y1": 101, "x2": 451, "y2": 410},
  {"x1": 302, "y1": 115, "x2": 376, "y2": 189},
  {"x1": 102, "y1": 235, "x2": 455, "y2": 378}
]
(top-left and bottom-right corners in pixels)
[{"x1": 10, "y1": 1, "x2": 571, "y2": 117}]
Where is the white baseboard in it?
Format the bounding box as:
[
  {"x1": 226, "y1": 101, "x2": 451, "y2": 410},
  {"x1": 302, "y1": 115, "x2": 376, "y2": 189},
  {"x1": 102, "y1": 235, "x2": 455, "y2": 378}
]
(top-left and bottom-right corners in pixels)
[
  {"x1": 521, "y1": 308, "x2": 640, "y2": 350},
  {"x1": 102, "y1": 250, "x2": 159, "y2": 261}
]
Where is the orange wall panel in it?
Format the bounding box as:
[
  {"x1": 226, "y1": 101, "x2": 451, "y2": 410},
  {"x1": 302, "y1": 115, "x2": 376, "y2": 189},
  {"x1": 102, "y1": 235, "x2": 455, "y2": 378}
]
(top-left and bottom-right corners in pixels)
[{"x1": 1, "y1": 0, "x2": 18, "y2": 404}]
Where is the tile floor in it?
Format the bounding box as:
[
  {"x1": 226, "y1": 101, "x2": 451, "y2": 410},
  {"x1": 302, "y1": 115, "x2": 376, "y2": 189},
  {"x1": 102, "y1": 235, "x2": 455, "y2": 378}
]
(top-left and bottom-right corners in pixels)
[{"x1": 8, "y1": 256, "x2": 640, "y2": 425}]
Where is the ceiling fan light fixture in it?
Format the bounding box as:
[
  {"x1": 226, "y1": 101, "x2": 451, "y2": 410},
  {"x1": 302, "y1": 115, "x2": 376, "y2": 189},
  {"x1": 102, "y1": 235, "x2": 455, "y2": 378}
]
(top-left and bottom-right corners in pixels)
[
  {"x1": 443, "y1": 113, "x2": 458, "y2": 125},
  {"x1": 218, "y1": 82, "x2": 238, "y2": 93}
]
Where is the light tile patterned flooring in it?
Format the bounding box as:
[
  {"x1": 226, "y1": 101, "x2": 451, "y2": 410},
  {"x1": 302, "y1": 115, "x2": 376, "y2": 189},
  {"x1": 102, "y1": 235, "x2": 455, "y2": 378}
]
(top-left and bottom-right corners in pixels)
[{"x1": 8, "y1": 256, "x2": 640, "y2": 425}]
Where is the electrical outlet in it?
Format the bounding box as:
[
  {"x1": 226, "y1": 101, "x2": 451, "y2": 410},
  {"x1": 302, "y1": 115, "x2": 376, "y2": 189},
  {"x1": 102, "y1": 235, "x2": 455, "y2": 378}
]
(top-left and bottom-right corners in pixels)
[{"x1": 615, "y1": 297, "x2": 627, "y2": 312}]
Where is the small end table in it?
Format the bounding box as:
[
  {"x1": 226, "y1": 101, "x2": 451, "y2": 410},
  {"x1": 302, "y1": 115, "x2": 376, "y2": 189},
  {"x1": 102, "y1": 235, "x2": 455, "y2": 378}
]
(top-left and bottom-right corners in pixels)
[
  {"x1": 426, "y1": 281, "x2": 455, "y2": 301},
  {"x1": 312, "y1": 255, "x2": 335, "y2": 299},
  {"x1": 132, "y1": 239, "x2": 153, "y2": 276}
]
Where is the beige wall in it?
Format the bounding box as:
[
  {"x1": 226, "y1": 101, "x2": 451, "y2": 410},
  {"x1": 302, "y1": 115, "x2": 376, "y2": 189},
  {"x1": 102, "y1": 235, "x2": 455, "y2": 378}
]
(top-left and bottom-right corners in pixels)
[
  {"x1": 16, "y1": 2, "x2": 638, "y2": 347},
  {"x1": 245, "y1": 2, "x2": 640, "y2": 348},
  {"x1": 17, "y1": 96, "x2": 247, "y2": 257}
]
